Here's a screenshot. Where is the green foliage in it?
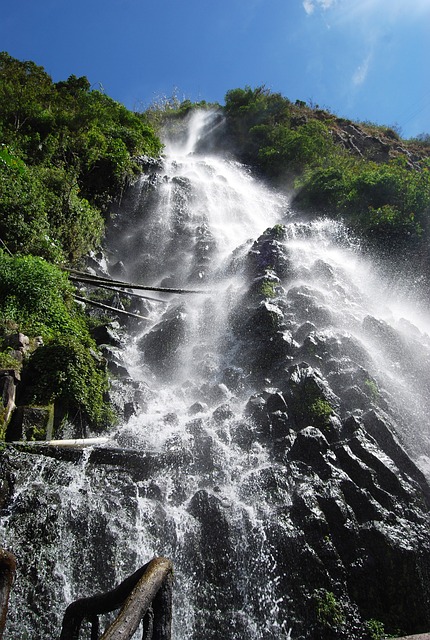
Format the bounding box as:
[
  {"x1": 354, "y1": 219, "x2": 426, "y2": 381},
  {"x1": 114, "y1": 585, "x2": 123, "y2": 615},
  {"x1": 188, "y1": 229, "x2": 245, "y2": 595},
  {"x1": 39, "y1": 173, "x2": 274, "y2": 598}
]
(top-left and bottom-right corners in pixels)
[
  {"x1": 314, "y1": 590, "x2": 346, "y2": 628},
  {"x1": 366, "y1": 619, "x2": 386, "y2": 640},
  {"x1": 0, "y1": 159, "x2": 61, "y2": 260},
  {"x1": 309, "y1": 398, "x2": 333, "y2": 430},
  {"x1": 258, "y1": 119, "x2": 336, "y2": 177},
  {"x1": 23, "y1": 336, "x2": 113, "y2": 430},
  {"x1": 259, "y1": 277, "x2": 277, "y2": 298},
  {"x1": 364, "y1": 378, "x2": 379, "y2": 402},
  {"x1": 296, "y1": 154, "x2": 430, "y2": 250},
  {"x1": 0, "y1": 252, "x2": 113, "y2": 430},
  {"x1": 0, "y1": 348, "x2": 21, "y2": 369},
  {"x1": 0, "y1": 252, "x2": 83, "y2": 340},
  {"x1": 271, "y1": 223, "x2": 286, "y2": 239},
  {"x1": 0, "y1": 52, "x2": 162, "y2": 434},
  {"x1": 0, "y1": 144, "x2": 25, "y2": 172},
  {"x1": 0, "y1": 51, "x2": 162, "y2": 262}
]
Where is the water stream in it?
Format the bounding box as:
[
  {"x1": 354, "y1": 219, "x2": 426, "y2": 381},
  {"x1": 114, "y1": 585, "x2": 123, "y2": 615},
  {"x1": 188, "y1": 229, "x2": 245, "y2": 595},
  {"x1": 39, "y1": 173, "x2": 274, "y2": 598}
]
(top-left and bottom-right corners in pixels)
[{"x1": 1, "y1": 110, "x2": 430, "y2": 639}]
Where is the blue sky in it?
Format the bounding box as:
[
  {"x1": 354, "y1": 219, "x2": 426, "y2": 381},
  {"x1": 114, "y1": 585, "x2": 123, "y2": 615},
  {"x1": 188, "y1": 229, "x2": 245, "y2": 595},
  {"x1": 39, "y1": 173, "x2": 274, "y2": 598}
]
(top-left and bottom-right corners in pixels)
[{"x1": 1, "y1": 0, "x2": 429, "y2": 138}]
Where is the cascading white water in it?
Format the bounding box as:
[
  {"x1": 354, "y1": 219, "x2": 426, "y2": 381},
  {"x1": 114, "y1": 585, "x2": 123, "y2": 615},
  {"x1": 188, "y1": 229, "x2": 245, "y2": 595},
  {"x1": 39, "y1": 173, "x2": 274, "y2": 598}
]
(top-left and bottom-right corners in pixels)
[{"x1": 1, "y1": 109, "x2": 430, "y2": 639}]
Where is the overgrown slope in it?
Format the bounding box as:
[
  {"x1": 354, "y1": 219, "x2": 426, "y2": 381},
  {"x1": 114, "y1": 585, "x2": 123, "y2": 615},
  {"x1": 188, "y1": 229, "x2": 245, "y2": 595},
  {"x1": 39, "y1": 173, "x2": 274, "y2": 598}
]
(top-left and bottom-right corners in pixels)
[
  {"x1": 222, "y1": 86, "x2": 430, "y2": 262},
  {"x1": 0, "y1": 52, "x2": 161, "y2": 435}
]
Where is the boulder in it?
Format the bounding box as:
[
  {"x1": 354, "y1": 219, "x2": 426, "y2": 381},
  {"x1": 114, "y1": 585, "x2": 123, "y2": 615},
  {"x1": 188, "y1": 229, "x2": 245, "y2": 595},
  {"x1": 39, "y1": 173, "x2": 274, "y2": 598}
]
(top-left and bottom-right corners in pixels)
[{"x1": 6, "y1": 405, "x2": 54, "y2": 442}]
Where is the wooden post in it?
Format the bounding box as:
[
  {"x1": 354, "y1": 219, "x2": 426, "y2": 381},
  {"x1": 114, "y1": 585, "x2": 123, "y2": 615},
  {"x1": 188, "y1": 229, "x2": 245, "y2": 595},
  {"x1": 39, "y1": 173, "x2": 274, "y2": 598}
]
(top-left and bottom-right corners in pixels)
[
  {"x1": 60, "y1": 557, "x2": 173, "y2": 640},
  {"x1": 152, "y1": 572, "x2": 173, "y2": 640},
  {"x1": 101, "y1": 557, "x2": 173, "y2": 640},
  {"x1": 0, "y1": 549, "x2": 16, "y2": 639}
]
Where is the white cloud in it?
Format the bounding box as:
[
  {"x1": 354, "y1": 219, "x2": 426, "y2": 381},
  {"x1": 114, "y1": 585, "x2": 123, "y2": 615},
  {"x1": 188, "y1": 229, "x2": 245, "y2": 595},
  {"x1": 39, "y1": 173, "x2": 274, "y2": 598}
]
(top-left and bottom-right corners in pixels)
[
  {"x1": 303, "y1": 0, "x2": 337, "y2": 14},
  {"x1": 303, "y1": 0, "x2": 315, "y2": 15},
  {"x1": 352, "y1": 53, "x2": 372, "y2": 86},
  {"x1": 303, "y1": 0, "x2": 430, "y2": 21}
]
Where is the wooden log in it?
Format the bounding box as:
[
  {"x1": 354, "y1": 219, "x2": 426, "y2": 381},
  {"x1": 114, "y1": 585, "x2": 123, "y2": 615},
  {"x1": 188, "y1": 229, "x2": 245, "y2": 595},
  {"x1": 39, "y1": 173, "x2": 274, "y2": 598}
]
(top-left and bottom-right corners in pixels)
[
  {"x1": 0, "y1": 549, "x2": 16, "y2": 639},
  {"x1": 59, "y1": 558, "x2": 173, "y2": 640},
  {"x1": 10, "y1": 437, "x2": 111, "y2": 449},
  {"x1": 100, "y1": 557, "x2": 173, "y2": 640},
  {"x1": 74, "y1": 295, "x2": 150, "y2": 320},
  {"x1": 77, "y1": 281, "x2": 169, "y2": 304},
  {"x1": 142, "y1": 607, "x2": 154, "y2": 640},
  {"x1": 60, "y1": 561, "x2": 153, "y2": 639},
  {"x1": 67, "y1": 271, "x2": 209, "y2": 295},
  {"x1": 152, "y1": 573, "x2": 173, "y2": 640}
]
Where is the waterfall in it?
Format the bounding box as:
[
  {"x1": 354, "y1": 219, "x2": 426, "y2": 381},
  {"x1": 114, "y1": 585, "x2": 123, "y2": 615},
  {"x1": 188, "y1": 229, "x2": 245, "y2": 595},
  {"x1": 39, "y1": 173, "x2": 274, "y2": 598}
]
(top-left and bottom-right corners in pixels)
[{"x1": 1, "y1": 109, "x2": 430, "y2": 639}]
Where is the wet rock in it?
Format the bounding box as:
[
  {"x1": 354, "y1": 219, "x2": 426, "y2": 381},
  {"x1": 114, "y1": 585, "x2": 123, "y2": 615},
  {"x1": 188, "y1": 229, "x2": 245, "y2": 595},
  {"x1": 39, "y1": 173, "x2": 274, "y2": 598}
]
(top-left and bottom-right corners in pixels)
[
  {"x1": 245, "y1": 394, "x2": 270, "y2": 427},
  {"x1": 188, "y1": 401, "x2": 208, "y2": 415},
  {"x1": 6, "y1": 405, "x2": 54, "y2": 442},
  {"x1": 212, "y1": 403, "x2": 234, "y2": 423},
  {"x1": 363, "y1": 315, "x2": 407, "y2": 361},
  {"x1": 282, "y1": 362, "x2": 341, "y2": 440},
  {"x1": 245, "y1": 272, "x2": 283, "y2": 303},
  {"x1": 220, "y1": 366, "x2": 246, "y2": 392},
  {"x1": 188, "y1": 223, "x2": 217, "y2": 282},
  {"x1": 362, "y1": 409, "x2": 430, "y2": 506},
  {"x1": 293, "y1": 321, "x2": 317, "y2": 344},
  {"x1": 312, "y1": 259, "x2": 335, "y2": 282},
  {"x1": 139, "y1": 304, "x2": 188, "y2": 375},
  {"x1": 188, "y1": 488, "x2": 240, "y2": 621},
  {"x1": 288, "y1": 426, "x2": 331, "y2": 478},
  {"x1": 286, "y1": 285, "x2": 333, "y2": 328},
  {"x1": 110, "y1": 260, "x2": 127, "y2": 279},
  {"x1": 90, "y1": 321, "x2": 124, "y2": 347},
  {"x1": 247, "y1": 226, "x2": 291, "y2": 279}
]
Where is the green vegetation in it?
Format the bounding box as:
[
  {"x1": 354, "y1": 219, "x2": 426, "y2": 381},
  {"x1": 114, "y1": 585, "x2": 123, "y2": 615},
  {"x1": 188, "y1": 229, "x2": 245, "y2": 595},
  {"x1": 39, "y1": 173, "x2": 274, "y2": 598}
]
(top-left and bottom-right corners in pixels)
[
  {"x1": 366, "y1": 619, "x2": 386, "y2": 640},
  {"x1": 364, "y1": 378, "x2": 379, "y2": 402},
  {"x1": 223, "y1": 85, "x2": 430, "y2": 257},
  {"x1": 0, "y1": 253, "x2": 112, "y2": 430},
  {"x1": 309, "y1": 398, "x2": 333, "y2": 431},
  {"x1": 295, "y1": 155, "x2": 430, "y2": 250},
  {"x1": 259, "y1": 277, "x2": 278, "y2": 299},
  {"x1": 314, "y1": 589, "x2": 346, "y2": 629},
  {"x1": 0, "y1": 252, "x2": 80, "y2": 339},
  {"x1": 0, "y1": 52, "x2": 164, "y2": 436},
  {"x1": 22, "y1": 337, "x2": 113, "y2": 430},
  {"x1": 0, "y1": 51, "x2": 161, "y2": 263}
]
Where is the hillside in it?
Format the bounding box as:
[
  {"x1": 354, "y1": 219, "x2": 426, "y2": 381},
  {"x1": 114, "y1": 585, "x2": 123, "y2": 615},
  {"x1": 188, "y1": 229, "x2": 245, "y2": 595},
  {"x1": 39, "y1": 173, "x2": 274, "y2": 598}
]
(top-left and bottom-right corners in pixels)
[{"x1": 1, "y1": 57, "x2": 430, "y2": 438}]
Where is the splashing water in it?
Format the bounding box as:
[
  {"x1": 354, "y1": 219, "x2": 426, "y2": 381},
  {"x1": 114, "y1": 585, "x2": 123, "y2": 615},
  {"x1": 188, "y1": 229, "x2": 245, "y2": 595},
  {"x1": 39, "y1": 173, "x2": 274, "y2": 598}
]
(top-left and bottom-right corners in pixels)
[{"x1": 1, "y1": 110, "x2": 430, "y2": 639}]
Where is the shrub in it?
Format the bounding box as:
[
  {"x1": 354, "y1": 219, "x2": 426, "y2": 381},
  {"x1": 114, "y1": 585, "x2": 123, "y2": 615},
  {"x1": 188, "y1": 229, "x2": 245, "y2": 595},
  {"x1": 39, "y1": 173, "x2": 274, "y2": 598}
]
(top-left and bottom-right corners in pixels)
[
  {"x1": 314, "y1": 590, "x2": 346, "y2": 628},
  {"x1": 23, "y1": 336, "x2": 113, "y2": 430},
  {"x1": 0, "y1": 252, "x2": 83, "y2": 340}
]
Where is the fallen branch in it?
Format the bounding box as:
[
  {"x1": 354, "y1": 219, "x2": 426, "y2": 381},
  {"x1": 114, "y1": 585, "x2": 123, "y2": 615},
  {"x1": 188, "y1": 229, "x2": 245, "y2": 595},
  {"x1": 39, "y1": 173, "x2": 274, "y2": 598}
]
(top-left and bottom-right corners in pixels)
[
  {"x1": 66, "y1": 269, "x2": 209, "y2": 295},
  {"x1": 60, "y1": 557, "x2": 173, "y2": 640},
  {"x1": 78, "y1": 281, "x2": 169, "y2": 304},
  {"x1": 10, "y1": 437, "x2": 110, "y2": 449},
  {"x1": 101, "y1": 558, "x2": 173, "y2": 640},
  {"x1": 74, "y1": 295, "x2": 150, "y2": 320}
]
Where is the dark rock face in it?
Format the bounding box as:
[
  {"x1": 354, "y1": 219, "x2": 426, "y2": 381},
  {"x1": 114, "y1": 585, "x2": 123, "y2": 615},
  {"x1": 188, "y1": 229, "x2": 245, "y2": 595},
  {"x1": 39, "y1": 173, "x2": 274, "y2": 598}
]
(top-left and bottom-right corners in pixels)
[
  {"x1": 138, "y1": 303, "x2": 188, "y2": 376},
  {"x1": 205, "y1": 223, "x2": 430, "y2": 638},
  {"x1": 102, "y1": 215, "x2": 428, "y2": 636}
]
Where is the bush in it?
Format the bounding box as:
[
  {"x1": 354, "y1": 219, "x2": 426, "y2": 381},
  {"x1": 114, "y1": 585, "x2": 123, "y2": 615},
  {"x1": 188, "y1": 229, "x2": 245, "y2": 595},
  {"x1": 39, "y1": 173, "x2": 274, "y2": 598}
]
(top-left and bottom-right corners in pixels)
[
  {"x1": 0, "y1": 253, "x2": 114, "y2": 431},
  {"x1": 0, "y1": 160, "x2": 63, "y2": 261},
  {"x1": 314, "y1": 590, "x2": 346, "y2": 629},
  {"x1": 23, "y1": 336, "x2": 113, "y2": 430},
  {"x1": 0, "y1": 252, "x2": 83, "y2": 340},
  {"x1": 0, "y1": 52, "x2": 162, "y2": 262}
]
